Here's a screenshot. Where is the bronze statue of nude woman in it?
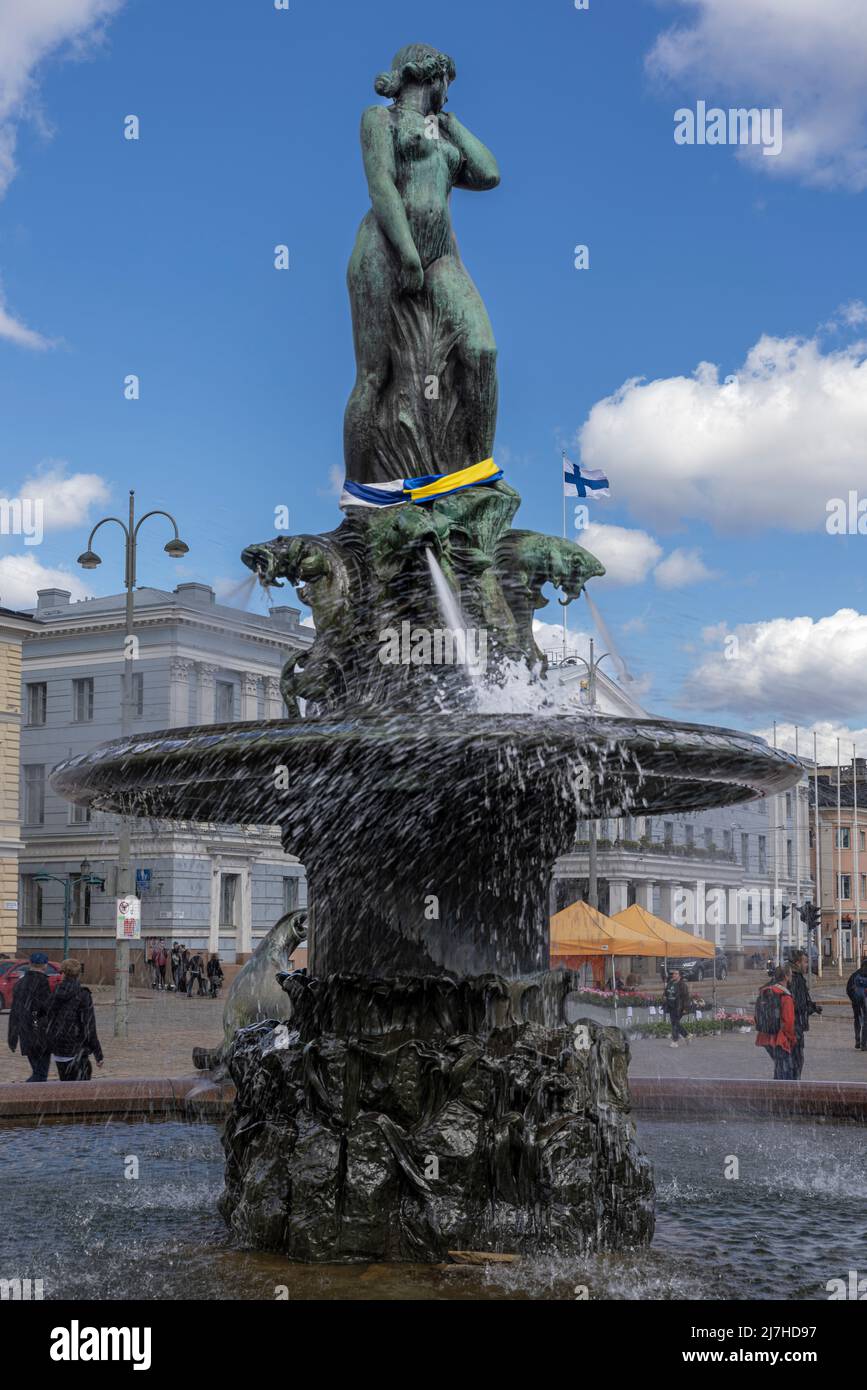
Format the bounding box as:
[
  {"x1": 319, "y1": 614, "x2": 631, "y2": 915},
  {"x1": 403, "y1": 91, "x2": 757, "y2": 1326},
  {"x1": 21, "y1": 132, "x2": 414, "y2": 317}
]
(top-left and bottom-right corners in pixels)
[{"x1": 343, "y1": 43, "x2": 501, "y2": 485}]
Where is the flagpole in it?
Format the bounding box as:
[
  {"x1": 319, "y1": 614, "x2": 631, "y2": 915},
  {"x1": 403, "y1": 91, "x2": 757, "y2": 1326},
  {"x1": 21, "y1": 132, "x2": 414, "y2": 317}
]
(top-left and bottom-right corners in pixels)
[
  {"x1": 837, "y1": 737, "x2": 843, "y2": 977},
  {"x1": 813, "y1": 731, "x2": 823, "y2": 980},
  {"x1": 854, "y1": 742, "x2": 861, "y2": 964},
  {"x1": 561, "y1": 452, "x2": 568, "y2": 661}
]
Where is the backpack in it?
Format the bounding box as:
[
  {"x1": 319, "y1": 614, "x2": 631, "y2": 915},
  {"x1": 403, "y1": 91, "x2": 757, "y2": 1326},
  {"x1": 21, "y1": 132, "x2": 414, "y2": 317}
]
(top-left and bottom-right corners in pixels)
[{"x1": 755, "y1": 985, "x2": 782, "y2": 1035}]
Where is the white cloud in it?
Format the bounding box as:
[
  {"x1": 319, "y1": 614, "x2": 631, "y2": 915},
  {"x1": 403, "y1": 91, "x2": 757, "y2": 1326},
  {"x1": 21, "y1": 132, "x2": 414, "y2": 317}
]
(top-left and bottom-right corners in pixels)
[
  {"x1": 0, "y1": 1, "x2": 124, "y2": 348},
  {"x1": 755, "y1": 720, "x2": 867, "y2": 764},
  {"x1": 646, "y1": 0, "x2": 867, "y2": 190},
  {"x1": 0, "y1": 0, "x2": 124, "y2": 199},
  {"x1": 579, "y1": 332, "x2": 867, "y2": 532},
  {"x1": 578, "y1": 522, "x2": 662, "y2": 585},
  {"x1": 532, "y1": 618, "x2": 592, "y2": 658},
  {"x1": 684, "y1": 608, "x2": 867, "y2": 721},
  {"x1": 0, "y1": 552, "x2": 89, "y2": 608},
  {"x1": 18, "y1": 462, "x2": 109, "y2": 529},
  {"x1": 654, "y1": 547, "x2": 718, "y2": 589},
  {"x1": 0, "y1": 286, "x2": 53, "y2": 349}
]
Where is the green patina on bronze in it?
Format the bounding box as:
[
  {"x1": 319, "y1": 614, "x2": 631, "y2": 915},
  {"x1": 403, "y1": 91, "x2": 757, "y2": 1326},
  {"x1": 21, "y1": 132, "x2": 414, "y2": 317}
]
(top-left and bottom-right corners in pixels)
[{"x1": 242, "y1": 43, "x2": 604, "y2": 715}]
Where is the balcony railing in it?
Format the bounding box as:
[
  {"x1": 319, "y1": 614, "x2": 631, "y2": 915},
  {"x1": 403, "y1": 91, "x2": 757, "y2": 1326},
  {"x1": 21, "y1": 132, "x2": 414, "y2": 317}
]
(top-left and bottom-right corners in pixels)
[{"x1": 572, "y1": 836, "x2": 737, "y2": 864}]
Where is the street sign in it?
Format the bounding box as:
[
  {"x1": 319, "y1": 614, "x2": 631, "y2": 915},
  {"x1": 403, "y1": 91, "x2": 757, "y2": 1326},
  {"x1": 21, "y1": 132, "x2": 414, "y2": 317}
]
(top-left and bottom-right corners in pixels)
[
  {"x1": 136, "y1": 868, "x2": 152, "y2": 894},
  {"x1": 116, "y1": 896, "x2": 141, "y2": 940},
  {"x1": 2, "y1": 901, "x2": 18, "y2": 911}
]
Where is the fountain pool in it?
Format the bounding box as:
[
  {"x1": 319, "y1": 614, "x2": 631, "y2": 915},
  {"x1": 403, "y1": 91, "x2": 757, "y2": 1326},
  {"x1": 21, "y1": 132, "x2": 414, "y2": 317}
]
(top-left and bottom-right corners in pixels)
[{"x1": 2, "y1": 1115, "x2": 861, "y2": 1301}]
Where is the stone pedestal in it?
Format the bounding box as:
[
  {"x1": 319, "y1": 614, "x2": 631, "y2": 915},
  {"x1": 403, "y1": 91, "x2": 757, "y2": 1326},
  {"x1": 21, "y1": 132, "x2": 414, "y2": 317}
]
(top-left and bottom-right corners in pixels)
[{"x1": 219, "y1": 970, "x2": 655, "y2": 1262}]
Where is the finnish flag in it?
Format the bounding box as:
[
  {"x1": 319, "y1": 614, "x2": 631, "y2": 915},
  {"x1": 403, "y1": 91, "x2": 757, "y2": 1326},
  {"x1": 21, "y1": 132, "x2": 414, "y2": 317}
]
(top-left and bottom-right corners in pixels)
[{"x1": 563, "y1": 454, "x2": 610, "y2": 499}]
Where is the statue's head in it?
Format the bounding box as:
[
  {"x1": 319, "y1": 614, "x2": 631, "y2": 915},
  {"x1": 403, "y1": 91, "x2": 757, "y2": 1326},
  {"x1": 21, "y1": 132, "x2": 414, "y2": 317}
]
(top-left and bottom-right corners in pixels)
[{"x1": 375, "y1": 43, "x2": 455, "y2": 112}]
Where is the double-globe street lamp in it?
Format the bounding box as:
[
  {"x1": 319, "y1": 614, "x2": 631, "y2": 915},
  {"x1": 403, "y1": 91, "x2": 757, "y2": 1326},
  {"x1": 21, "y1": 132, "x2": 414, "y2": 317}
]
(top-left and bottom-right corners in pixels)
[
  {"x1": 77, "y1": 490, "x2": 189, "y2": 1037},
  {"x1": 33, "y1": 860, "x2": 106, "y2": 960}
]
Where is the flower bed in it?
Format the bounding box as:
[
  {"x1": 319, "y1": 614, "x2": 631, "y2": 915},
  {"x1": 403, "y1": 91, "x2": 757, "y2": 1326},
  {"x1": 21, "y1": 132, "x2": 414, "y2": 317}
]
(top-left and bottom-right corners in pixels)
[
  {"x1": 567, "y1": 986, "x2": 711, "y2": 1011},
  {"x1": 627, "y1": 1009, "x2": 754, "y2": 1039}
]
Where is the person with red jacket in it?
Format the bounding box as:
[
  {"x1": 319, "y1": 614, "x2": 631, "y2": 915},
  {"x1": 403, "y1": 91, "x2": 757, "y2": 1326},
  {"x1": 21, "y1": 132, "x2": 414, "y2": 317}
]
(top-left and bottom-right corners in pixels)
[{"x1": 755, "y1": 963, "x2": 797, "y2": 1080}]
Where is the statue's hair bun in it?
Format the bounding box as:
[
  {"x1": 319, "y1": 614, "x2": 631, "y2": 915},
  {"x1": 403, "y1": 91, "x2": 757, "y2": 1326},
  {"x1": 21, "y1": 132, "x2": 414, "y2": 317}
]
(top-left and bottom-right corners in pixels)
[
  {"x1": 373, "y1": 46, "x2": 456, "y2": 99},
  {"x1": 374, "y1": 70, "x2": 402, "y2": 98}
]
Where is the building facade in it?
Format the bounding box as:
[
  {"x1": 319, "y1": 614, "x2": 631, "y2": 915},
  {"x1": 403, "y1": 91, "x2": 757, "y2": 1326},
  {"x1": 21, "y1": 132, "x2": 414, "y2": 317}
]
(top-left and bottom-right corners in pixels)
[
  {"x1": 0, "y1": 606, "x2": 39, "y2": 956},
  {"x1": 810, "y1": 761, "x2": 866, "y2": 966},
  {"x1": 18, "y1": 582, "x2": 314, "y2": 976},
  {"x1": 554, "y1": 780, "x2": 811, "y2": 964},
  {"x1": 546, "y1": 659, "x2": 813, "y2": 963}
]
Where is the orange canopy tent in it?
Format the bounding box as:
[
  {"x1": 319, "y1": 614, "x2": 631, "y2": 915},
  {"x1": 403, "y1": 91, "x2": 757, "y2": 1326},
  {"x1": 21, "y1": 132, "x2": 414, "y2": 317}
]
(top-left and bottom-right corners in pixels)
[
  {"x1": 549, "y1": 900, "x2": 660, "y2": 986},
  {"x1": 612, "y1": 903, "x2": 716, "y2": 958}
]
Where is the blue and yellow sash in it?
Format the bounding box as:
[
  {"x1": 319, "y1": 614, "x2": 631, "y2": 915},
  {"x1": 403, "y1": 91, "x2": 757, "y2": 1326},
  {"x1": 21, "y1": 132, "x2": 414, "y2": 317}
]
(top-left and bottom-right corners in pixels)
[{"x1": 340, "y1": 457, "x2": 502, "y2": 509}]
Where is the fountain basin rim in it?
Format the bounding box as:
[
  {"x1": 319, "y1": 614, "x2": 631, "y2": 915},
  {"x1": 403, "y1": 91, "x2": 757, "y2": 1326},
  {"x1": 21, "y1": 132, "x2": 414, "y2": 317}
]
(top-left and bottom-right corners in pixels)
[{"x1": 49, "y1": 711, "x2": 803, "y2": 823}]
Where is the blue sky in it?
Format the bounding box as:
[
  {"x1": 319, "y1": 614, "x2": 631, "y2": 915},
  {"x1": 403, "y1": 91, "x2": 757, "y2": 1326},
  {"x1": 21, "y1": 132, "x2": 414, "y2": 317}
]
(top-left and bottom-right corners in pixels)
[{"x1": 1, "y1": 0, "x2": 865, "y2": 756}]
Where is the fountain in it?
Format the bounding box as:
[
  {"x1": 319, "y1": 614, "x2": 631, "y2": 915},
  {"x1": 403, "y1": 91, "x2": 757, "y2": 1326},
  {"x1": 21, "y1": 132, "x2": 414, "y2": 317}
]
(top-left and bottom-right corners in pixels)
[{"x1": 52, "y1": 42, "x2": 801, "y2": 1263}]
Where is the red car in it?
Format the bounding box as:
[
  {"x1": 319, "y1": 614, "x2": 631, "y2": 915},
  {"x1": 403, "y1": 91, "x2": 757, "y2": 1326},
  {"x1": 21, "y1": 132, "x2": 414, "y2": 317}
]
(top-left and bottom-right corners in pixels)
[{"x1": 0, "y1": 960, "x2": 64, "y2": 1011}]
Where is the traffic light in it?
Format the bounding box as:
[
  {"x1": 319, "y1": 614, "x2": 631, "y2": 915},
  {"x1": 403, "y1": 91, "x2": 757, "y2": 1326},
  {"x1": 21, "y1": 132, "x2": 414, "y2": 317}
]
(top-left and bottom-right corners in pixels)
[{"x1": 803, "y1": 901, "x2": 820, "y2": 933}]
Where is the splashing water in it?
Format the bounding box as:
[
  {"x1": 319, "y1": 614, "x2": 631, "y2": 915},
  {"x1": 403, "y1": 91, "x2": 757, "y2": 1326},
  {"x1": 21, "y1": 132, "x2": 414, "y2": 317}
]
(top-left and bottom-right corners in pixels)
[
  {"x1": 219, "y1": 573, "x2": 260, "y2": 611},
  {"x1": 425, "y1": 548, "x2": 486, "y2": 684},
  {"x1": 583, "y1": 588, "x2": 634, "y2": 684}
]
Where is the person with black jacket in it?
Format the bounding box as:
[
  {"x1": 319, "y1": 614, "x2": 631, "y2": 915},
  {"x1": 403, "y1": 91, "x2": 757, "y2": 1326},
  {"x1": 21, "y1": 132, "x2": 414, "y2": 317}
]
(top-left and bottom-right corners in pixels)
[
  {"x1": 664, "y1": 968, "x2": 692, "y2": 1047},
  {"x1": 44, "y1": 959, "x2": 104, "y2": 1081},
  {"x1": 847, "y1": 957, "x2": 867, "y2": 1051},
  {"x1": 187, "y1": 952, "x2": 206, "y2": 997},
  {"x1": 7, "y1": 952, "x2": 52, "y2": 1081},
  {"x1": 789, "y1": 949, "x2": 822, "y2": 1078},
  {"x1": 206, "y1": 953, "x2": 224, "y2": 998}
]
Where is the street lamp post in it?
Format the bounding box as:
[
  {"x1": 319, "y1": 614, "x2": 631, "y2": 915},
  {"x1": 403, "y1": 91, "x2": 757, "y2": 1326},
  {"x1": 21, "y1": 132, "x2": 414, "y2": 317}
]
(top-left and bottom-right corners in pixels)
[
  {"x1": 77, "y1": 490, "x2": 189, "y2": 1037},
  {"x1": 33, "y1": 860, "x2": 105, "y2": 959}
]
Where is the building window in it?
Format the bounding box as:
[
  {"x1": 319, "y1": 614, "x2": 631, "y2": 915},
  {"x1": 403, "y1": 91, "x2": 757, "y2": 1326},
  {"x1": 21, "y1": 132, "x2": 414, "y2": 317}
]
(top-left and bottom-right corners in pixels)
[
  {"x1": 22, "y1": 876, "x2": 43, "y2": 927},
  {"x1": 216, "y1": 680, "x2": 235, "y2": 723},
  {"x1": 283, "y1": 876, "x2": 299, "y2": 914},
  {"x1": 835, "y1": 827, "x2": 851, "y2": 850},
  {"x1": 723, "y1": 829, "x2": 732, "y2": 854},
  {"x1": 219, "y1": 873, "x2": 239, "y2": 927},
  {"x1": 663, "y1": 821, "x2": 674, "y2": 846},
  {"x1": 70, "y1": 803, "x2": 92, "y2": 825},
  {"x1": 787, "y1": 840, "x2": 793, "y2": 878},
  {"x1": 704, "y1": 827, "x2": 714, "y2": 852},
  {"x1": 861, "y1": 830, "x2": 866, "y2": 852},
  {"x1": 741, "y1": 833, "x2": 749, "y2": 866},
  {"x1": 758, "y1": 835, "x2": 767, "y2": 872},
  {"x1": 785, "y1": 793, "x2": 792, "y2": 820},
  {"x1": 839, "y1": 874, "x2": 852, "y2": 901},
  {"x1": 26, "y1": 682, "x2": 47, "y2": 726},
  {"x1": 23, "y1": 764, "x2": 45, "y2": 825},
  {"x1": 73, "y1": 879, "x2": 92, "y2": 927},
  {"x1": 685, "y1": 825, "x2": 694, "y2": 849},
  {"x1": 131, "y1": 672, "x2": 144, "y2": 718},
  {"x1": 73, "y1": 677, "x2": 94, "y2": 722}
]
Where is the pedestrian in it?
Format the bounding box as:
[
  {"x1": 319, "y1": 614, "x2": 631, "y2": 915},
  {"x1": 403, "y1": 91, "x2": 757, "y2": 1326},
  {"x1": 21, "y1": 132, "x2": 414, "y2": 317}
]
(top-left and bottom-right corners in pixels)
[
  {"x1": 153, "y1": 939, "x2": 168, "y2": 990},
  {"x1": 186, "y1": 952, "x2": 206, "y2": 997},
  {"x1": 169, "y1": 941, "x2": 181, "y2": 991},
  {"x1": 755, "y1": 963, "x2": 797, "y2": 1080},
  {"x1": 206, "y1": 953, "x2": 224, "y2": 999},
  {"x1": 847, "y1": 957, "x2": 867, "y2": 1050},
  {"x1": 178, "y1": 946, "x2": 190, "y2": 995},
  {"x1": 788, "y1": 948, "x2": 822, "y2": 1078},
  {"x1": 664, "y1": 968, "x2": 691, "y2": 1047},
  {"x1": 44, "y1": 959, "x2": 104, "y2": 1081},
  {"x1": 7, "y1": 952, "x2": 52, "y2": 1082}
]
